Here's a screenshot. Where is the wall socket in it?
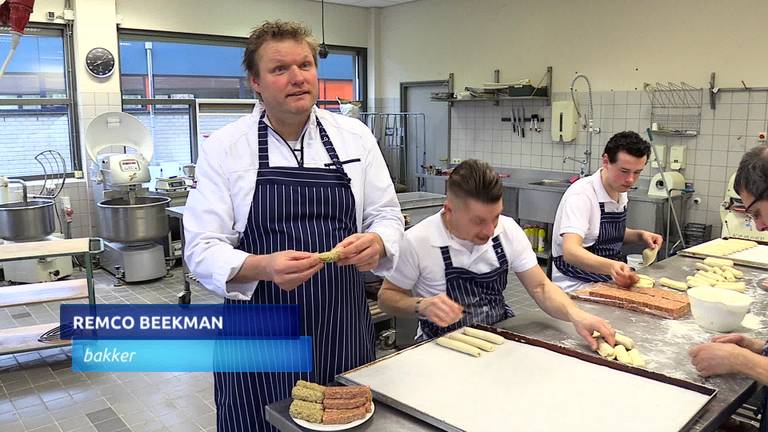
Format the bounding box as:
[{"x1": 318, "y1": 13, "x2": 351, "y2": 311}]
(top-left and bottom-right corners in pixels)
[{"x1": 451, "y1": 158, "x2": 462, "y2": 164}]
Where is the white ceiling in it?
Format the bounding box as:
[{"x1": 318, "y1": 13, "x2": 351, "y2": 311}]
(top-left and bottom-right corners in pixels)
[{"x1": 310, "y1": 0, "x2": 414, "y2": 7}]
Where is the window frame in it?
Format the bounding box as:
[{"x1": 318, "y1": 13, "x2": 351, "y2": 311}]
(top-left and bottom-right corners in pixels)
[
  {"x1": 0, "y1": 23, "x2": 81, "y2": 180},
  {"x1": 117, "y1": 29, "x2": 367, "y2": 165},
  {"x1": 316, "y1": 44, "x2": 368, "y2": 111}
]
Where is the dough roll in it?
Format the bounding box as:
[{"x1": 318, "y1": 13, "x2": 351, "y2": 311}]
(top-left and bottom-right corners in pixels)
[
  {"x1": 447, "y1": 332, "x2": 496, "y2": 352},
  {"x1": 463, "y1": 327, "x2": 505, "y2": 345},
  {"x1": 436, "y1": 337, "x2": 482, "y2": 357}
]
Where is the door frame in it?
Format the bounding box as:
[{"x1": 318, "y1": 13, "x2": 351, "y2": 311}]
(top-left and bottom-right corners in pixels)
[{"x1": 399, "y1": 80, "x2": 452, "y2": 190}]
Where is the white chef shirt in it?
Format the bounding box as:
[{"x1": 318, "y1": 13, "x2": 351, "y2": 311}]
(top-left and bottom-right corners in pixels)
[
  {"x1": 551, "y1": 168, "x2": 628, "y2": 292},
  {"x1": 184, "y1": 103, "x2": 404, "y2": 300},
  {"x1": 387, "y1": 212, "x2": 538, "y2": 297}
]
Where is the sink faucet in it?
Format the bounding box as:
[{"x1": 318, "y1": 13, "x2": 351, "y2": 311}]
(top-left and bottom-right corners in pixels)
[
  {"x1": 7, "y1": 178, "x2": 28, "y2": 203},
  {"x1": 563, "y1": 157, "x2": 588, "y2": 178}
]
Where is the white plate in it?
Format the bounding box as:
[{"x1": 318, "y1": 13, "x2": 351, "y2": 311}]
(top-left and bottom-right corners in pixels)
[{"x1": 291, "y1": 401, "x2": 375, "y2": 431}]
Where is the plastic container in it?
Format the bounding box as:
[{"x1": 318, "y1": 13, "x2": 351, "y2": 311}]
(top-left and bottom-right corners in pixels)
[
  {"x1": 536, "y1": 227, "x2": 546, "y2": 253},
  {"x1": 626, "y1": 254, "x2": 644, "y2": 269},
  {"x1": 688, "y1": 286, "x2": 753, "y2": 332}
]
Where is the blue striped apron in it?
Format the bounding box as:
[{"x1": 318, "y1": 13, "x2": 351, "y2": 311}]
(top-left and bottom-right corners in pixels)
[
  {"x1": 419, "y1": 235, "x2": 513, "y2": 340},
  {"x1": 214, "y1": 112, "x2": 375, "y2": 431},
  {"x1": 552, "y1": 202, "x2": 627, "y2": 283}
]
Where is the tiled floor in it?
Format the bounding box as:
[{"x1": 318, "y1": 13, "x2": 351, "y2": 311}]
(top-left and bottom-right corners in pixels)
[{"x1": 0, "y1": 266, "x2": 541, "y2": 432}]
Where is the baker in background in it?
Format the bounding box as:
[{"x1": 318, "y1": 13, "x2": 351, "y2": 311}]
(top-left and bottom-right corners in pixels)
[
  {"x1": 550, "y1": 131, "x2": 663, "y2": 291},
  {"x1": 377, "y1": 159, "x2": 614, "y2": 348},
  {"x1": 184, "y1": 20, "x2": 404, "y2": 431}
]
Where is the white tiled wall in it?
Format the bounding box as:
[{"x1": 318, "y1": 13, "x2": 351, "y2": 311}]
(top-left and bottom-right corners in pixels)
[{"x1": 448, "y1": 90, "x2": 768, "y2": 237}]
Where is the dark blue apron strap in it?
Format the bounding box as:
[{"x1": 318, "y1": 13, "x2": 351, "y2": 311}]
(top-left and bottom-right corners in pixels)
[
  {"x1": 439, "y1": 245, "x2": 453, "y2": 269},
  {"x1": 315, "y1": 117, "x2": 347, "y2": 174},
  {"x1": 491, "y1": 236, "x2": 507, "y2": 268},
  {"x1": 257, "y1": 111, "x2": 270, "y2": 168}
]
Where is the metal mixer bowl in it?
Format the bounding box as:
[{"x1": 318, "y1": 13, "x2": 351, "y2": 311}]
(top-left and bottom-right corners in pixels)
[
  {"x1": 0, "y1": 199, "x2": 56, "y2": 241},
  {"x1": 97, "y1": 196, "x2": 171, "y2": 243}
]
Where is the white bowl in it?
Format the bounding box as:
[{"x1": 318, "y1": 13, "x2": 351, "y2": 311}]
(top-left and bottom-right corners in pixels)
[
  {"x1": 626, "y1": 254, "x2": 644, "y2": 269},
  {"x1": 687, "y1": 286, "x2": 753, "y2": 332}
]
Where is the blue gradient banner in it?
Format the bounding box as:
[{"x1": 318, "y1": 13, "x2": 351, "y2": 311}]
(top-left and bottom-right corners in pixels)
[
  {"x1": 60, "y1": 304, "x2": 300, "y2": 339},
  {"x1": 71, "y1": 338, "x2": 313, "y2": 372}
]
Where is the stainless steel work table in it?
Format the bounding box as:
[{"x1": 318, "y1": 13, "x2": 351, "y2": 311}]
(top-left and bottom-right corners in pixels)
[{"x1": 267, "y1": 254, "x2": 768, "y2": 431}]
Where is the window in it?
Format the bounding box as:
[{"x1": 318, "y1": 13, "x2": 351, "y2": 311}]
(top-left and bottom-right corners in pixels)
[
  {"x1": 118, "y1": 33, "x2": 253, "y2": 100},
  {"x1": 118, "y1": 31, "x2": 367, "y2": 180},
  {"x1": 119, "y1": 32, "x2": 252, "y2": 180},
  {"x1": 317, "y1": 47, "x2": 367, "y2": 112},
  {"x1": 0, "y1": 25, "x2": 79, "y2": 179}
]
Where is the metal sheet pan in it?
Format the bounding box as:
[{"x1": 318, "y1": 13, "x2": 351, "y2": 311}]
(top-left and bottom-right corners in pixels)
[
  {"x1": 337, "y1": 325, "x2": 716, "y2": 432},
  {"x1": 679, "y1": 238, "x2": 768, "y2": 270}
]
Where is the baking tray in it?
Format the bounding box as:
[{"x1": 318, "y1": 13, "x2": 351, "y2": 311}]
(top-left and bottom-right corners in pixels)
[
  {"x1": 679, "y1": 238, "x2": 768, "y2": 270},
  {"x1": 337, "y1": 325, "x2": 716, "y2": 432}
]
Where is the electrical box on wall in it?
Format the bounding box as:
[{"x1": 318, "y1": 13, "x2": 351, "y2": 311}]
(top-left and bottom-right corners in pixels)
[
  {"x1": 551, "y1": 101, "x2": 578, "y2": 142},
  {"x1": 670, "y1": 145, "x2": 686, "y2": 170}
]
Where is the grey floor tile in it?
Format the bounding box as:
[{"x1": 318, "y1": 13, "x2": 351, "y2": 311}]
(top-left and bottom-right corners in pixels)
[
  {"x1": 28, "y1": 424, "x2": 64, "y2": 432},
  {"x1": 44, "y1": 395, "x2": 78, "y2": 412},
  {"x1": 166, "y1": 420, "x2": 203, "y2": 431},
  {"x1": 3, "y1": 421, "x2": 25, "y2": 432},
  {"x1": 0, "y1": 410, "x2": 20, "y2": 424},
  {"x1": 191, "y1": 411, "x2": 215, "y2": 429},
  {"x1": 57, "y1": 416, "x2": 90, "y2": 432},
  {"x1": 85, "y1": 407, "x2": 117, "y2": 424},
  {"x1": 92, "y1": 416, "x2": 128, "y2": 432},
  {"x1": 20, "y1": 412, "x2": 56, "y2": 430}
]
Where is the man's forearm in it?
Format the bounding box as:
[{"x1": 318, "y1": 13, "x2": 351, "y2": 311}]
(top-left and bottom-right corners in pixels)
[
  {"x1": 230, "y1": 254, "x2": 269, "y2": 283},
  {"x1": 624, "y1": 228, "x2": 644, "y2": 244},
  {"x1": 564, "y1": 245, "x2": 617, "y2": 275},
  {"x1": 527, "y1": 279, "x2": 580, "y2": 323},
  {"x1": 378, "y1": 286, "x2": 420, "y2": 318}
]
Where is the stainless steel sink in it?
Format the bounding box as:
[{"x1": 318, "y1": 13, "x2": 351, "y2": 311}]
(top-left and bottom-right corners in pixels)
[{"x1": 529, "y1": 179, "x2": 574, "y2": 188}]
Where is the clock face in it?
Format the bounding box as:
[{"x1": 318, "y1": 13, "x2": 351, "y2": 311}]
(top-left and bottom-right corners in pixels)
[{"x1": 85, "y1": 47, "x2": 115, "y2": 78}]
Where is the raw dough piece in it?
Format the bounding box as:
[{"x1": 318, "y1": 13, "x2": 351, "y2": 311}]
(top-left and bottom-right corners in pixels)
[
  {"x1": 659, "y1": 277, "x2": 688, "y2": 291},
  {"x1": 704, "y1": 257, "x2": 734, "y2": 268},
  {"x1": 695, "y1": 263, "x2": 714, "y2": 272},
  {"x1": 642, "y1": 247, "x2": 659, "y2": 266},
  {"x1": 592, "y1": 331, "x2": 635, "y2": 350},
  {"x1": 628, "y1": 349, "x2": 646, "y2": 367},
  {"x1": 633, "y1": 278, "x2": 654, "y2": 289},
  {"x1": 722, "y1": 270, "x2": 736, "y2": 281},
  {"x1": 686, "y1": 277, "x2": 710, "y2": 288},
  {"x1": 447, "y1": 332, "x2": 496, "y2": 352},
  {"x1": 614, "y1": 333, "x2": 635, "y2": 350},
  {"x1": 636, "y1": 274, "x2": 655, "y2": 282},
  {"x1": 722, "y1": 266, "x2": 743, "y2": 278},
  {"x1": 463, "y1": 327, "x2": 505, "y2": 345},
  {"x1": 614, "y1": 345, "x2": 632, "y2": 364},
  {"x1": 318, "y1": 246, "x2": 344, "y2": 263},
  {"x1": 436, "y1": 337, "x2": 482, "y2": 357},
  {"x1": 713, "y1": 281, "x2": 747, "y2": 293},
  {"x1": 700, "y1": 271, "x2": 725, "y2": 282},
  {"x1": 694, "y1": 272, "x2": 721, "y2": 284},
  {"x1": 595, "y1": 338, "x2": 615, "y2": 360}
]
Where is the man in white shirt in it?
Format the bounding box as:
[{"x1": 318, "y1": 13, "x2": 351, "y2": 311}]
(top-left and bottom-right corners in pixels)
[
  {"x1": 183, "y1": 20, "x2": 404, "y2": 432},
  {"x1": 378, "y1": 160, "x2": 614, "y2": 348},
  {"x1": 689, "y1": 146, "x2": 768, "y2": 428},
  {"x1": 551, "y1": 131, "x2": 663, "y2": 292}
]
